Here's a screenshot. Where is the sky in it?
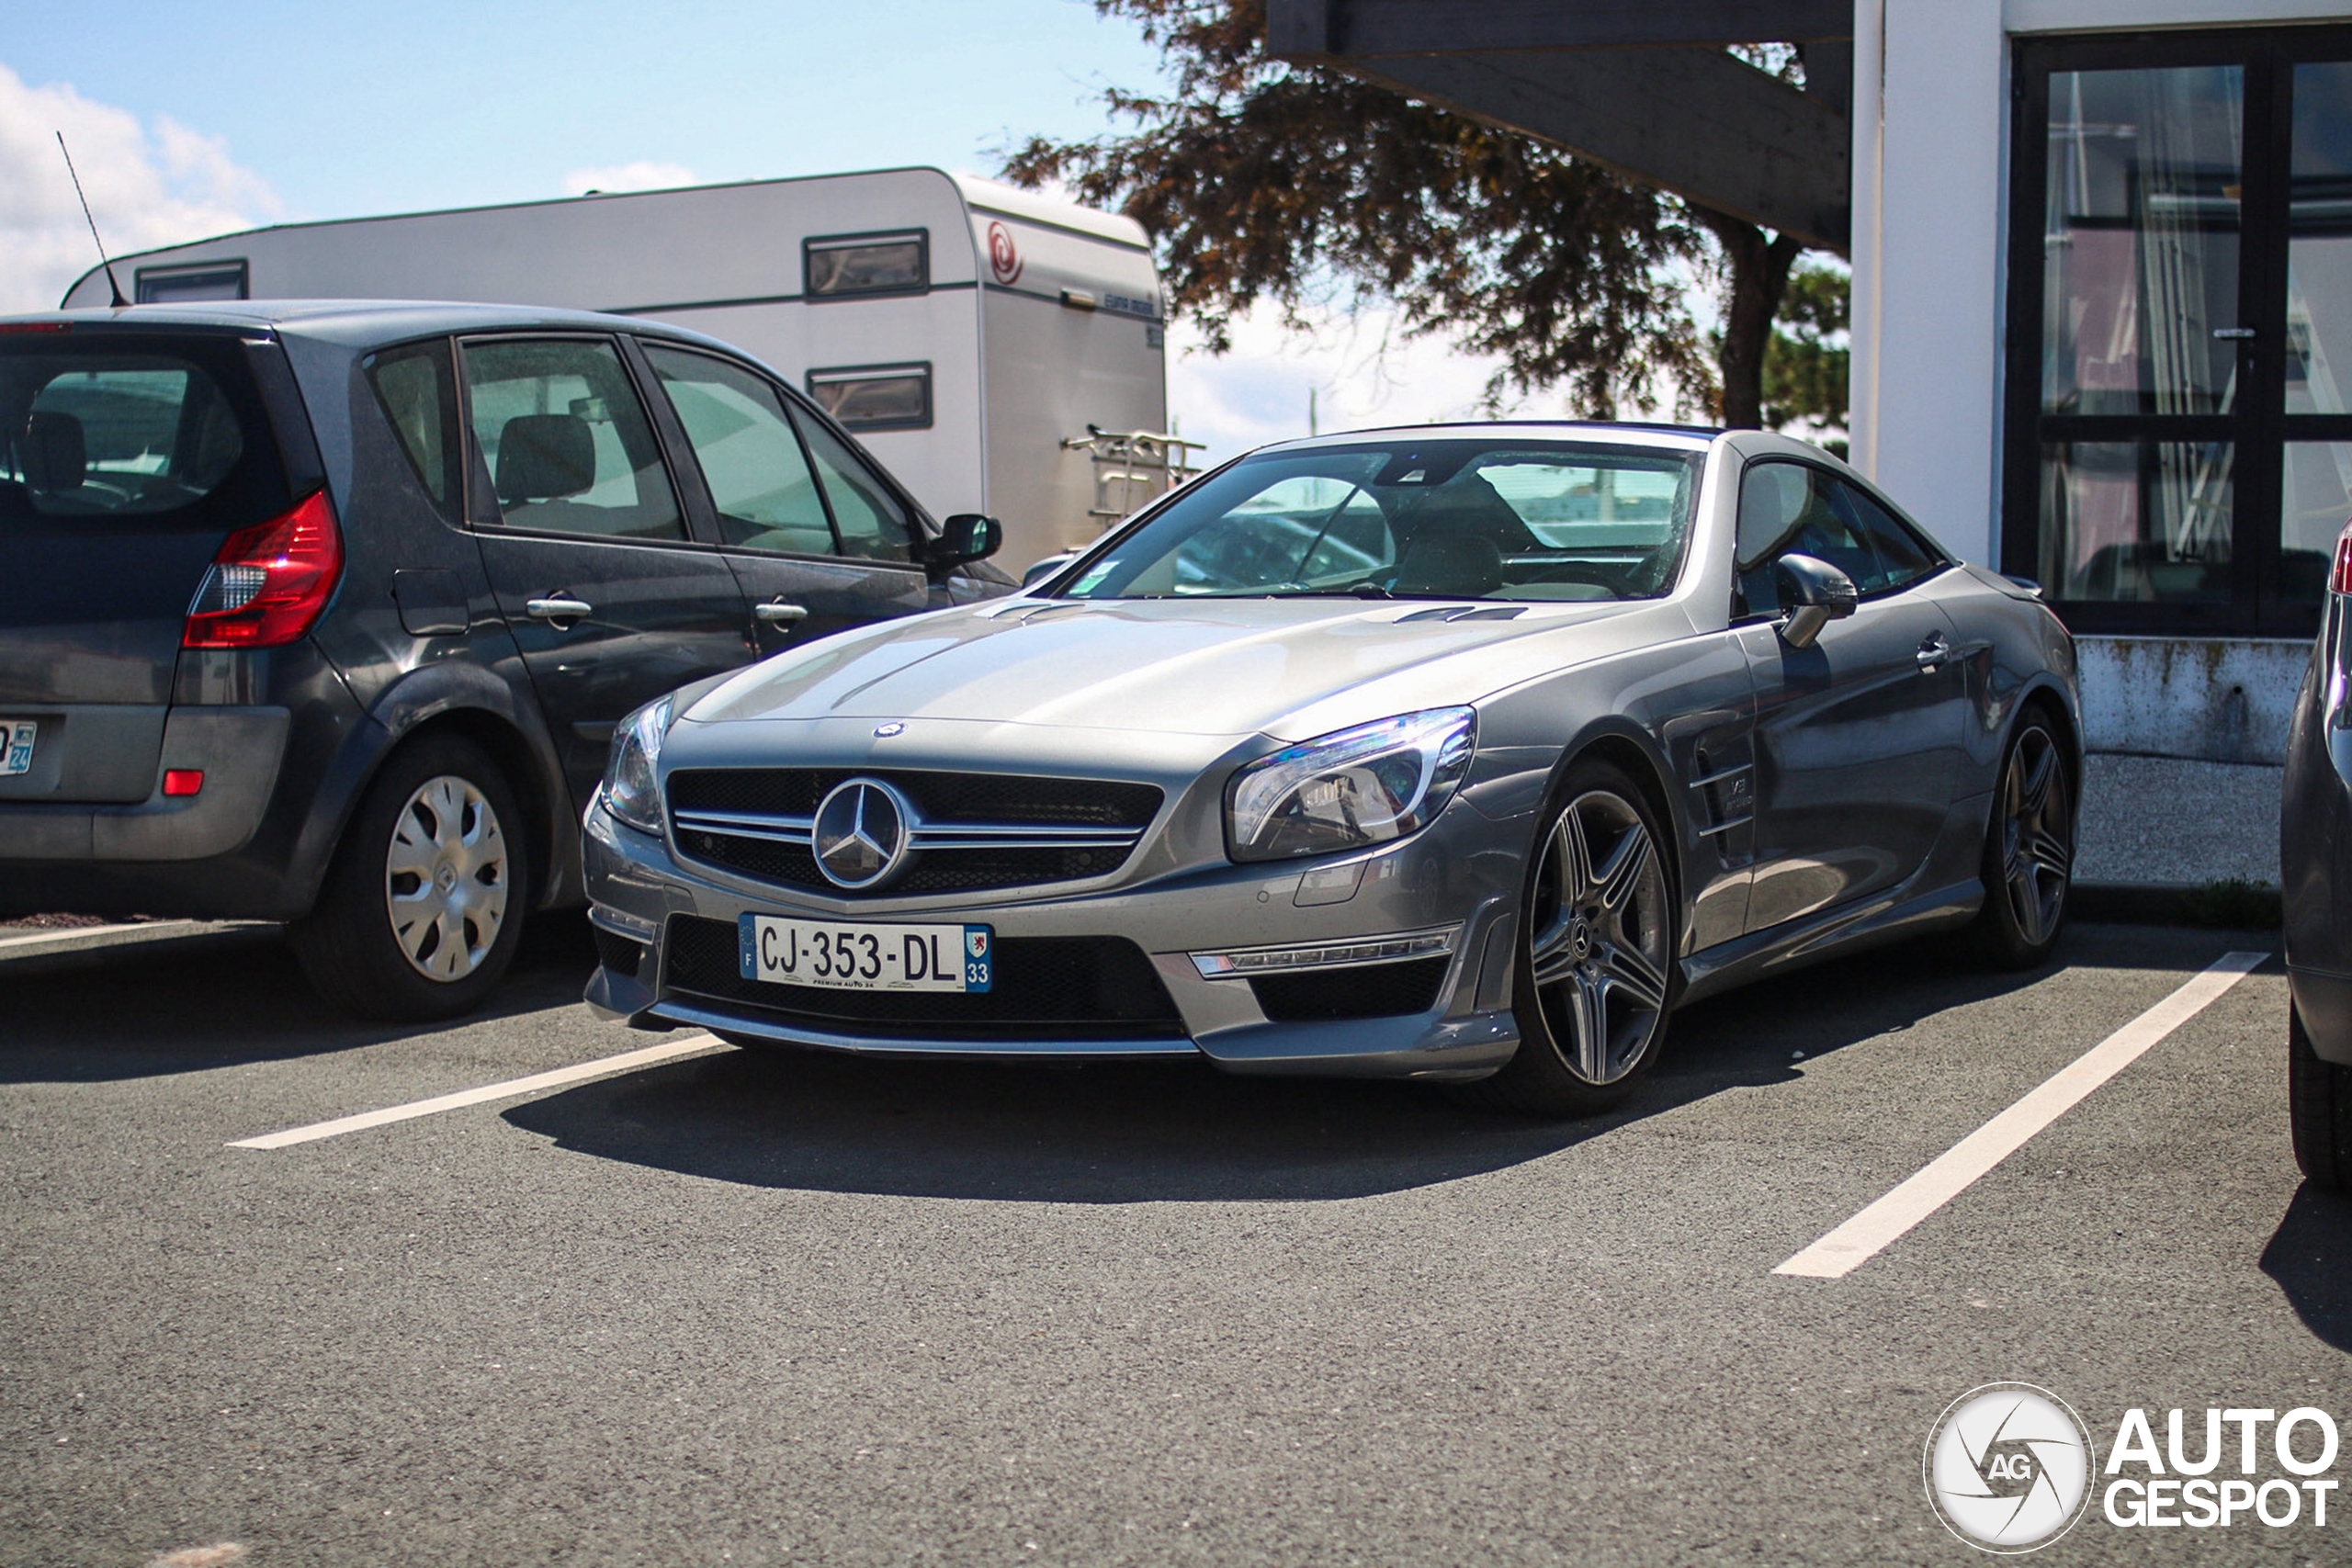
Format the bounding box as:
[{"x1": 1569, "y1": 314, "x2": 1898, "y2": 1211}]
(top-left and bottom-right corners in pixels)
[{"x1": 0, "y1": 0, "x2": 1600, "y2": 466}]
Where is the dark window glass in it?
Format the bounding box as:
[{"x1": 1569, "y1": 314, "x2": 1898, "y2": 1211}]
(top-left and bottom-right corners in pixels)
[
  {"x1": 0, "y1": 355, "x2": 244, "y2": 517},
  {"x1": 804, "y1": 232, "x2": 927, "y2": 297},
  {"x1": 786, "y1": 408, "x2": 914, "y2": 563},
  {"x1": 1836, "y1": 479, "x2": 1942, "y2": 592},
  {"x1": 459, "y1": 339, "x2": 684, "y2": 541},
  {"x1": 807, "y1": 363, "x2": 932, "y2": 430},
  {"x1": 366, "y1": 340, "x2": 459, "y2": 515},
  {"x1": 644, "y1": 345, "x2": 836, "y2": 557}
]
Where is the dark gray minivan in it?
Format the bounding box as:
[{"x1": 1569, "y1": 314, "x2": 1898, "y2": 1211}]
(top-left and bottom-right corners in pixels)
[{"x1": 0, "y1": 301, "x2": 1005, "y2": 1018}]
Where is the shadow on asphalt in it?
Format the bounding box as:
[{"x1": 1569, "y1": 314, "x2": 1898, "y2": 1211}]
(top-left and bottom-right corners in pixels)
[
  {"x1": 2258, "y1": 1184, "x2": 2352, "y2": 1352},
  {"x1": 499, "y1": 928, "x2": 2098, "y2": 1203},
  {"x1": 0, "y1": 911, "x2": 599, "y2": 1083}
]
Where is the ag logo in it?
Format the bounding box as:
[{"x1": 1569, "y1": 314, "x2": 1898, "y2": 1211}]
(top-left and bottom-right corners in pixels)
[
  {"x1": 967, "y1": 930, "x2": 989, "y2": 960},
  {"x1": 1925, "y1": 1383, "x2": 2095, "y2": 1552},
  {"x1": 987, "y1": 220, "x2": 1023, "y2": 286}
]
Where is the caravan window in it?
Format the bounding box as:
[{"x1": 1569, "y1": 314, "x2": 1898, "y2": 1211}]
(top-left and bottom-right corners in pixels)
[
  {"x1": 458, "y1": 338, "x2": 684, "y2": 541},
  {"x1": 644, "y1": 345, "x2": 837, "y2": 557},
  {"x1": 803, "y1": 231, "x2": 928, "y2": 298},
  {"x1": 807, "y1": 363, "x2": 932, "y2": 431}
]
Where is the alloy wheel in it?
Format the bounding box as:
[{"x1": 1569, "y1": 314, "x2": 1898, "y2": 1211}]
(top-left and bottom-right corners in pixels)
[
  {"x1": 383, "y1": 773, "x2": 510, "y2": 982},
  {"x1": 1998, "y1": 725, "x2": 2072, "y2": 947},
  {"x1": 1527, "y1": 788, "x2": 1671, "y2": 1085}
]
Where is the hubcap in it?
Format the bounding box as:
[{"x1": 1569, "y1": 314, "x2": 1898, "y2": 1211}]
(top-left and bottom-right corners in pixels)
[
  {"x1": 1999, "y1": 726, "x2": 2072, "y2": 946},
  {"x1": 1526, "y1": 788, "x2": 1671, "y2": 1085},
  {"x1": 383, "y1": 773, "x2": 509, "y2": 982}
]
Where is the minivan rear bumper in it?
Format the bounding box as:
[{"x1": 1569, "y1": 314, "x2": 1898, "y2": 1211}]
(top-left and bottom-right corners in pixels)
[{"x1": 0, "y1": 706, "x2": 289, "y2": 863}]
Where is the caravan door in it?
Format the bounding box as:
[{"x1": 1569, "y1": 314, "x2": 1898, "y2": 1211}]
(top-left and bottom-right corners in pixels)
[{"x1": 633, "y1": 342, "x2": 933, "y2": 658}]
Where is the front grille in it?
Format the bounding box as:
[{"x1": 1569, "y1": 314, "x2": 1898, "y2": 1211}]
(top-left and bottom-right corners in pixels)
[
  {"x1": 666, "y1": 768, "x2": 1164, "y2": 898},
  {"x1": 1250, "y1": 957, "x2": 1452, "y2": 1023},
  {"x1": 662, "y1": 914, "x2": 1186, "y2": 1042}
]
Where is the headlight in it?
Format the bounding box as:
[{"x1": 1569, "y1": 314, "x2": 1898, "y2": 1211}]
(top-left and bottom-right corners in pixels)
[
  {"x1": 600, "y1": 695, "x2": 673, "y2": 835},
  {"x1": 1226, "y1": 707, "x2": 1476, "y2": 863}
]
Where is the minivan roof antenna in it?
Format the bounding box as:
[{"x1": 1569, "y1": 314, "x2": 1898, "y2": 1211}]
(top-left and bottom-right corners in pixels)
[{"x1": 56, "y1": 132, "x2": 129, "y2": 309}]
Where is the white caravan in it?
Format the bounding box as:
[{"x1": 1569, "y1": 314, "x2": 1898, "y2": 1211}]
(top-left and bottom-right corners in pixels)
[{"x1": 63, "y1": 168, "x2": 1188, "y2": 573}]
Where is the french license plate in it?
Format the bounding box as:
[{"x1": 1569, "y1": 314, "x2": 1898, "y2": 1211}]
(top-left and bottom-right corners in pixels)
[
  {"x1": 739, "y1": 914, "x2": 992, "y2": 994},
  {"x1": 0, "y1": 720, "x2": 34, "y2": 777}
]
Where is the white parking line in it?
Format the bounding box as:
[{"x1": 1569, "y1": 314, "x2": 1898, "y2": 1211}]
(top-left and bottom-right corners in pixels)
[
  {"x1": 1774, "y1": 950, "x2": 2270, "y2": 1280},
  {"x1": 228, "y1": 1033, "x2": 724, "y2": 1150}
]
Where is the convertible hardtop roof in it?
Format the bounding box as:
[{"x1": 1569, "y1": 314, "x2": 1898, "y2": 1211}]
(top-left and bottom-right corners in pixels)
[{"x1": 1257, "y1": 420, "x2": 1724, "y2": 456}]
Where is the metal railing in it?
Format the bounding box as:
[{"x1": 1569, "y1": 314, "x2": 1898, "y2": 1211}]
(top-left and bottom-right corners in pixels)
[{"x1": 1062, "y1": 426, "x2": 1207, "y2": 523}]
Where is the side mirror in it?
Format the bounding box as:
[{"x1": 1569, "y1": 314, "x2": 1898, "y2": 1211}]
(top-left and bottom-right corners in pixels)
[
  {"x1": 927, "y1": 513, "x2": 1003, "y2": 572},
  {"x1": 1021, "y1": 552, "x2": 1075, "y2": 590},
  {"x1": 1774, "y1": 553, "x2": 1859, "y2": 649}
]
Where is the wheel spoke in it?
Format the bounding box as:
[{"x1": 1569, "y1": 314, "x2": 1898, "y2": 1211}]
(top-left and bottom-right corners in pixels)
[
  {"x1": 1554, "y1": 807, "x2": 1595, "y2": 903},
  {"x1": 1592, "y1": 824, "x2": 1653, "y2": 916},
  {"x1": 1529, "y1": 939, "x2": 1580, "y2": 990},
  {"x1": 1570, "y1": 974, "x2": 1611, "y2": 1081},
  {"x1": 1595, "y1": 940, "x2": 1668, "y2": 1014},
  {"x1": 2028, "y1": 827, "x2": 2072, "y2": 878},
  {"x1": 2018, "y1": 742, "x2": 2057, "y2": 820}
]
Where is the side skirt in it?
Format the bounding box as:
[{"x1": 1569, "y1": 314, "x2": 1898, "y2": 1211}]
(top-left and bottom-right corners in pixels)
[{"x1": 1675, "y1": 876, "x2": 1984, "y2": 1008}]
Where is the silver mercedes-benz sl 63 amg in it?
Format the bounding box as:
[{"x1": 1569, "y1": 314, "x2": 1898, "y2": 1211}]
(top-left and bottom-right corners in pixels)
[{"x1": 581, "y1": 423, "x2": 2080, "y2": 1114}]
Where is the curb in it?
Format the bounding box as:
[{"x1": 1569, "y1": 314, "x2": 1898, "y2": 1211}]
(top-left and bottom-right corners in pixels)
[{"x1": 2073, "y1": 881, "x2": 2282, "y2": 931}]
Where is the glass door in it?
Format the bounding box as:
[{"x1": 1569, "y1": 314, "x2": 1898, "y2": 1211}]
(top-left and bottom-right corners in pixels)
[{"x1": 2006, "y1": 28, "x2": 2352, "y2": 637}]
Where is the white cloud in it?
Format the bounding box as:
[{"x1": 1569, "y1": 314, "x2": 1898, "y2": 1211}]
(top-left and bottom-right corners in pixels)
[
  {"x1": 1166, "y1": 301, "x2": 1623, "y2": 470},
  {"x1": 0, "y1": 63, "x2": 280, "y2": 312},
  {"x1": 561, "y1": 160, "x2": 698, "y2": 196}
]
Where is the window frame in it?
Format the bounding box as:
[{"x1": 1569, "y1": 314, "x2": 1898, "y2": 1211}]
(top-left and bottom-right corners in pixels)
[
  {"x1": 2002, "y1": 23, "x2": 2352, "y2": 637},
  {"x1": 451, "y1": 331, "x2": 697, "y2": 550},
  {"x1": 629, "y1": 336, "x2": 933, "y2": 573},
  {"x1": 805, "y1": 360, "x2": 934, "y2": 432},
  {"x1": 801, "y1": 229, "x2": 931, "y2": 301},
  {"x1": 1732, "y1": 456, "x2": 1953, "y2": 624}
]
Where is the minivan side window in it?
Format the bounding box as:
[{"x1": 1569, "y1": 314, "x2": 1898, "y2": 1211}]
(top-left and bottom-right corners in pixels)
[
  {"x1": 459, "y1": 339, "x2": 684, "y2": 542},
  {"x1": 366, "y1": 340, "x2": 459, "y2": 517},
  {"x1": 786, "y1": 407, "x2": 915, "y2": 563},
  {"x1": 641, "y1": 345, "x2": 836, "y2": 557}
]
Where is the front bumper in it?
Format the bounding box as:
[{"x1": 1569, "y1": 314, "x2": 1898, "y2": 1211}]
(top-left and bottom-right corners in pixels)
[{"x1": 580, "y1": 794, "x2": 1526, "y2": 1080}]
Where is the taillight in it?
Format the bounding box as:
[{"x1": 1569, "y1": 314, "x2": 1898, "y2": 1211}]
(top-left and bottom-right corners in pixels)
[
  {"x1": 2335, "y1": 525, "x2": 2352, "y2": 596},
  {"x1": 183, "y1": 491, "x2": 344, "y2": 649}
]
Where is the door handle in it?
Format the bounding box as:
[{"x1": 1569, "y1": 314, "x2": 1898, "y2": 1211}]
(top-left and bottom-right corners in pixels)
[
  {"x1": 752, "y1": 601, "x2": 809, "y2": 626},
  {"x1": 526, "y1": 596, "x2": 593, "y2": 622},
  {"x1": 1917, "y1": 634, "x2": 1953, "y2": 671}
]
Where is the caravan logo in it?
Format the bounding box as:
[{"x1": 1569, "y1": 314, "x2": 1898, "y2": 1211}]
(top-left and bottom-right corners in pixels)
[
  {"x1": 1924, "y1": 1383, "x2": 2095, "y2": 1552},
  {"x1": 988, "y1": 220, "x2": 1023, "y2": 286}
]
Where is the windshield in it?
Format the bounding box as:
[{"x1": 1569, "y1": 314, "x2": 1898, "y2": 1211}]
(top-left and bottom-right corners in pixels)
[{"x1": 1056, "y1": 439, "x2": 1705, "y2": 603}]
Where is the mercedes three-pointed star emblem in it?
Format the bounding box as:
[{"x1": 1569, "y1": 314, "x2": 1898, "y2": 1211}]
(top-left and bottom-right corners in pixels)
[{"x1": 811, "y1": 777, "x2": 914, "y2": 889}]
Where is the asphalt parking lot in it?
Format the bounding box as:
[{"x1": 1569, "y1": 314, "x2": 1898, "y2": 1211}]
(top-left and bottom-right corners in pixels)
[{"x1": 2, "y1": 916, "x2": 2344, "y2": 1566}]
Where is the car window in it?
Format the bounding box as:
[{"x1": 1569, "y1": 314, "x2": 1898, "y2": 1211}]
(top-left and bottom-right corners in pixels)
[
  {"x1": 643, "y1": 345, "x2": 836, "y2": 557},
  {"x1": 1736, "y1": 461, "x2": 1881, "y2": 615},
  {"x1": 786, "y1": 407, "x2": 914, "y2": 563},
  {"x1": 459, "y1": 338, "x2": 684, "y2": 542},
  {"x1": 1835, "y1": 479, "x2": 1943, "y2": 593},
  {"x1": 1062, "y1": 441, "x2": 1702, "y2": 603},
  {"x1": 0, "y1": 355, "x2": 243, "y2": 517},
  {"x1": 365, "y1": 340, "x2": 459, "y2": 517}
]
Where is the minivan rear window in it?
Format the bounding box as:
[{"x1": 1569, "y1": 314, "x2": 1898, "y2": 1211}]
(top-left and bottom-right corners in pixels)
[{"x1": 0, "y1": 353, "x2": 245, "y2": 517}]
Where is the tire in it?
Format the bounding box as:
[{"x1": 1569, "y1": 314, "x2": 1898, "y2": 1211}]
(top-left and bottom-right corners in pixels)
[
  {"x1": 1973, "y1": 707, "x2": 2074, "y2": 969},
  {"x1": 2290, "y1": 1004, "x2": 2352, "y2": 1192},
  {"x1": 290, "y1": 733, "x2": 530, "y2": 1021},
  {"x1": 1455, "y1": 757, "x2": 1678, "y2": 1117}
]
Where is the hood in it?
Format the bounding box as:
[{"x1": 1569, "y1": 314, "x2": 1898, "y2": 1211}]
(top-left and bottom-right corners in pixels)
[{"x1": 684, "y1": 595, "x2": 1672, "y2": 742}]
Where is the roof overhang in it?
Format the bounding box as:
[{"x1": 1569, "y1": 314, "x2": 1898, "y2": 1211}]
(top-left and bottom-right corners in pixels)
[{"x1": 1268, "y1": 0, "x2": 1852, "y2": 253}]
